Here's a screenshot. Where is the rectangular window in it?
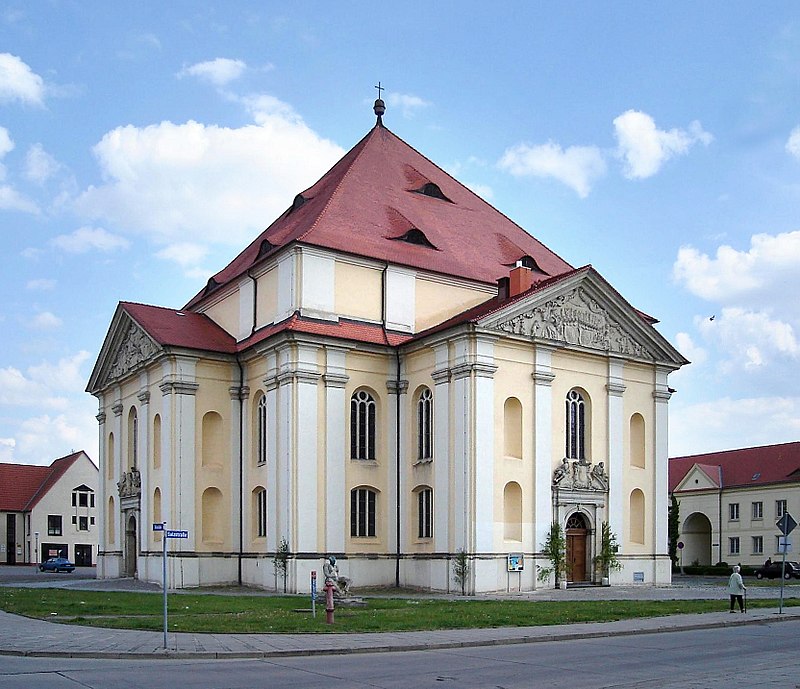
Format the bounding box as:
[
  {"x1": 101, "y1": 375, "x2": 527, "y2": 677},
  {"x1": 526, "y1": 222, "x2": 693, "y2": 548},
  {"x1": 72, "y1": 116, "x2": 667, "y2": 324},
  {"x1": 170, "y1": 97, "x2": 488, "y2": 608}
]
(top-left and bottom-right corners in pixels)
[
  {"x1": 776, "y1": 500, "x2": 787, "y2": 518},
  {"x1": 752, "y1": 536, "x2": 763, "y2": 554},
  {"x1": 47, "y1": 515, "x2": 62, "y2": 537},
  {"x1": 90, "y1": 517, "x2": 95, "y2": 525},
  {"x1": 728, "y1": 503, "x2": 739, "y2": 521},
  {"x1": 418, "y1": 489, "x2": 433, "y2": 539},
  {"x1": 752, "y1": 501, "x2": 763, "y2": 520},
  {"x1": 257, "y1": 489, "x2": 267, "y2": 538},
  {"x1": 71, "y1": 493, "x2": 76, "y2": 507},
  {"x1": 90, "y1": 494, "x2": 95, "y2": 508},
  {"x1": 777, "y1": 535, "x2": 785, "y2": 553},
  {"x1": 78, "y1": 493, "x2": 88, "y2": 507},
  {"x1": 71, "y1": 516, "x2": 77, "y2": 525},
  {"x1": 350, "y1": 488, "x2": 376, "y2": 537},
  {"x1": 78, "y1": 516, "x2": 88, "y2": 531},
  {"x1": 729, "y1": 537, "x2": 740, "y2": 555}
]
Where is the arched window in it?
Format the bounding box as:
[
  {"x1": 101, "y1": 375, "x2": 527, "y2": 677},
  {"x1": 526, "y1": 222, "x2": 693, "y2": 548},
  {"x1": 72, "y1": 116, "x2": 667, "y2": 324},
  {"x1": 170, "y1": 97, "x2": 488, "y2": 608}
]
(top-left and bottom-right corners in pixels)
[
  {"x1": 201, "y1": 487, "x2": 223, "y2": 543},
  {"x1": 417, "y1": 387, "x2": 433, "y2": 461},
  {"x1": 503, "y1": 482, "x2": 522, "y2": 541},
  {"x1": 127, "y1": 407, "x2": 138, "y2": 468},
  {"x1": 630, "y1": 489, "x2": 645, "y2": 544},
  {"x1": 415, "y1": 486, "x2": 433, "y2": 539},
  {"x1": 106, "y1": 432, "x2": 115, "y2": 480},
  {"x1": 253, "y1": 487, "x2": 267, "y2": 538},
  {"x1": 152, "y1": 414, "x2": 161, "y2": 470},
  {"x1": 350, "y1": 487, "x2": 377, "y2": 537},
  {"x1": 255, "y1": 393, "x2": 267, "y2": 466},
  {"x1": 630, "y1": 413, "x2": 645, "y2": 468},
  {"x1": 565, "y1": 390, "x2": 586, "y2": 460},
  {"x1": 503, "y1": 397, "x2": 522, "y2": 459},
  {"x1": 201, "y1": 411, "x2": 223, "y2": 467},
  {"x1": 351, "y1": 390, "x2": 376, "y2": 460}
]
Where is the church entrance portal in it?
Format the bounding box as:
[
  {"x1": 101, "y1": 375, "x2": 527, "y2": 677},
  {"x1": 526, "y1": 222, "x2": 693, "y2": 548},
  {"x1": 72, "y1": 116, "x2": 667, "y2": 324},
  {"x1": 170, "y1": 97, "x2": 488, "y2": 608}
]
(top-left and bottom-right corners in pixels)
[
  {"x1": 566, "y1": 513, "x2": 589, "y2": 582},
  {"x1": 124, "y1": 515, "x2": 137, "y2": 577}
]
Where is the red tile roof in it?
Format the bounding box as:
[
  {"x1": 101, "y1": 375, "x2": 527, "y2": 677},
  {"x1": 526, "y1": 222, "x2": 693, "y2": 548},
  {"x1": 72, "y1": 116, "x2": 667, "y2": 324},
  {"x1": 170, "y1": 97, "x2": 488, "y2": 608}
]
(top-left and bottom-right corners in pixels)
[
  {"x1": 669, "y1": 442, "x2": 800, "y2": 492},
  {"x1": 122, "y1": 302, "x2": 237, "y2": 353},
  {"x1": 0, "y1": 451, "x2": 89, "y2": 512},
  {"x1": 185, "y1": 123, "x2": 574, "y2": 310}
]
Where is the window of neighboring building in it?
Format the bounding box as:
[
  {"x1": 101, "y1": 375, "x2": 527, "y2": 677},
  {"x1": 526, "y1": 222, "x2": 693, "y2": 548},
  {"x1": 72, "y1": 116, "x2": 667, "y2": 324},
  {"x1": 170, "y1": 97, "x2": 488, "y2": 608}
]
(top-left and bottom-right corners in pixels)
[
  {"x1": 350, "y1": 391, "x2": 376, "y2": 460},
  {"x1": 255, "y1": 487, "x2": 267, "y2": 538},
  {"x1": 417, "y1": 487, "x2": 433, "y2": 539},
  {"x1": 71, "y1": 516, "x2": 77, "y2": 525},
  {"x1": 79, "y1": 492, "x2": 88, "y2": 508},
  {"x1": 729, "y1": 537, "x2": 740, "y2": 555},
  {"x1": 78, "y1": 516, "x2": 88, "y2": 531},
  {"x1": 729, "y1": 503, "x2": 739, "y2": 521},
  {"x1": 776, "y1": 500, "x2": 788, "y2": 518},
  {"x1": 565, "y1": 390, "x2": 586, "y2": 460},
  {"x1": 350, "y1": 487, "x2": 376, "y2": 537},
  {"x1": 752, "y1": 536, "x2": 763, "y2": 554},
  {"x1": 417, "y1": 388, "x2": 433, "y2": 461},
  {"x1": 90, "y1": 516, "x2": 95, "y2": 525},
  {"x1": 47, "y1": 515, "x2": 62, "y2": 536},
  {"x1": 256, "y1": 394, "x2": 267, "y2": 466},
  {"x1": 72, "y1": 486, "x2": 94, "y2": 510},
  {"x1": 777, "y1": 535, "x2": 785, "y2": 554},
  {"x1": 752, "y1": 501, "x2": 763, "y2": 520}
]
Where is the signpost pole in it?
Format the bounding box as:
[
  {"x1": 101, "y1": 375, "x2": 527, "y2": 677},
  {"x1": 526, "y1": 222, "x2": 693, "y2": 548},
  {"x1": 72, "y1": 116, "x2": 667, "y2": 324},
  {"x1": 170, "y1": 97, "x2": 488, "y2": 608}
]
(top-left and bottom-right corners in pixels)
[
  {"x1": 776, "y1": 512, "x2": 797, "y2": 615},
  {"x1": 311, "y1": 571, "x2": 317, "y2": 619},
  {"x1": 162, "y1": 524, "x2": 168, "y2": 648}
]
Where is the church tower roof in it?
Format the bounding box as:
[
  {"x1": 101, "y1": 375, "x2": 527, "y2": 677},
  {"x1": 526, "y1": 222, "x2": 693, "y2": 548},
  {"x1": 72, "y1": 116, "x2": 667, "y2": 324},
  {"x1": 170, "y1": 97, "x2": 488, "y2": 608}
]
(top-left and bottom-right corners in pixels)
[{"x1": 185, "y1": 118, "x2": 573, "y2": 309}]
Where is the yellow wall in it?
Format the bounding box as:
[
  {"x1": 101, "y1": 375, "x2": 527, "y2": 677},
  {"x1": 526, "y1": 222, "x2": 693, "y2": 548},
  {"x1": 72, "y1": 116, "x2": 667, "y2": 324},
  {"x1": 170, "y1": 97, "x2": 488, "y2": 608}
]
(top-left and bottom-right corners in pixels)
[
  {"x1": 256, "y1": 266, "x2": 279, "y2": 327},
  {"x1": 415, "y1": 277, "x2": 490, "y2": 331},
  {"x1": 334, "y1": 261, "x2": 382, "y2": 322},
  {"x1": 203, "y1": 291, "x2": 240, "y2": 337}
]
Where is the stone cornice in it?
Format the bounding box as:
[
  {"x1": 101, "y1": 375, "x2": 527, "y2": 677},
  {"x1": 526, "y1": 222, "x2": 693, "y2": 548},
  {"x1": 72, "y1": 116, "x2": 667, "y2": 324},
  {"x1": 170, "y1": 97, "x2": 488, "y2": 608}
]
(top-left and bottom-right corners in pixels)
[
  {"x1": 323, "y1": 373, "x2": 349, "y2": 389},
  {"x1": 137, "y1": 390, "x2": 151, "y2": 405},
  {"x1": 96, "y1": 411, "x2": 107, "y2": 425},
  {"x1": 532, "y1": 370, "x2": 556, "y2": 386},
  {"x1": 386, "y1": 379, "x2": 409, "y2": 395},
  {"x1": 229, "y1": 385, "x2": 250, "y2": 400},
  {"x1": 431, "y1": 368, "x2": 451, "y2": 385},
  {"x1": 653, "y1": 389, "x2": 672, "y2": 402},
  {"x1": 159, "y1": 379, "x2": 199, "y2": 396},
  {"x1": 451, "y1": 362, "x2": 498, "y2": 380},
  {"x1": 606, "y1": 381, "x2": 626, "y2": 397},
  {"x1": 111, "y1": 401, "x2": 123, "y2": 417}
]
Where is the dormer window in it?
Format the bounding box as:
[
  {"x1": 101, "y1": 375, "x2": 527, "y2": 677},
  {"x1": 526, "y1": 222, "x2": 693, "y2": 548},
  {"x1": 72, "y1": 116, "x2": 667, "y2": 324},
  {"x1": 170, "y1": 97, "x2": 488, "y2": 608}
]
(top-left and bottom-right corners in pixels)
[
  {"x1": 516, "y1": 255, "x2": 545, "y2": 272},
  {"x1": 412, "y1": 182, "x2": 452, "y2": 203},
  {"x1": 203, "y1": 277, "x2": 220, "y2": 296},
  {"x1": 257, "y1": 238, "x2": 274, "y2": 259},
  {"x1": 289, "y1": 193, "x2": 306, "y2": 212},
  {"x1": 392, "y1": 228, "x2": 438, "y2": 249}
]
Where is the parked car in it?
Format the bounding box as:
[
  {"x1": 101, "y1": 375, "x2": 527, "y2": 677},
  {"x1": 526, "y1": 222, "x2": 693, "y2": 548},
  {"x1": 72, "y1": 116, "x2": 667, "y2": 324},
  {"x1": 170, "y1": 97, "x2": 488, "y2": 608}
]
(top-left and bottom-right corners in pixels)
[
  {"x1": 754, "y1": 560, "x2": 800, "y2": 580},
  {"x1": 39, "y1": 557, "x2": 75, "y2": 573}
]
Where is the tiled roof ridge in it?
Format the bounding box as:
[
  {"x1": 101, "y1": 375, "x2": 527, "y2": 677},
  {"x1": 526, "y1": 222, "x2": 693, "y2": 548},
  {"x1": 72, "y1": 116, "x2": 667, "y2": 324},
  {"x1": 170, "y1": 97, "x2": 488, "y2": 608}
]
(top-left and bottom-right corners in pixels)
[
  {"x1": 23, "y1": 450, "x2": 84, "y2": 511},
  {"x1": 670, "y1": 440, "x2": 800, "y2": 461},
  {"x1": 295, "y1": 125, "x2": 380, "y2": 243}
]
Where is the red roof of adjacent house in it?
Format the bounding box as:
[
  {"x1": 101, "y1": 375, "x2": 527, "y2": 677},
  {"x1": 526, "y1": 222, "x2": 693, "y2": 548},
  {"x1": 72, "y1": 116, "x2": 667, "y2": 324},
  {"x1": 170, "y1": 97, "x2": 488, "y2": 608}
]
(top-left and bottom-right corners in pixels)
[
  {"x1": 669, "y1": 442, "x2": 800, "y2": 492},
  {"x1": 0, "y1": 451, "x2": 88, "y2": 512},
  {"x1": 185, "y1": 122, "x2": 574, "y2": 310}
]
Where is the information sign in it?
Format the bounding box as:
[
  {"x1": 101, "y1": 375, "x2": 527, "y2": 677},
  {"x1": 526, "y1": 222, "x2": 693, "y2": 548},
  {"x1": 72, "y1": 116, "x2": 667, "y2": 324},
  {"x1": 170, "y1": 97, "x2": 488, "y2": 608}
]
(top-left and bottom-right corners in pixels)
[
  {"x1": 152, "y1": 523, "x2": 164, "y2": 531},
  {"x1": 166, "y1": 530, "x2": 189, "y2": 539},
  {"x1": 507, "y1": 553, "x2": 524, "y2": 572}
]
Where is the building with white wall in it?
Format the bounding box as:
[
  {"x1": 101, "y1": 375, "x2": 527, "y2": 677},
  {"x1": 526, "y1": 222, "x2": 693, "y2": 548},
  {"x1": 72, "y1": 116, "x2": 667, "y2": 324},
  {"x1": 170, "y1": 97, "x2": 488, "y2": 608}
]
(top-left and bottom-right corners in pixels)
[{"x1": 87, "y1": 103, "x2": 686, "y2": 592}]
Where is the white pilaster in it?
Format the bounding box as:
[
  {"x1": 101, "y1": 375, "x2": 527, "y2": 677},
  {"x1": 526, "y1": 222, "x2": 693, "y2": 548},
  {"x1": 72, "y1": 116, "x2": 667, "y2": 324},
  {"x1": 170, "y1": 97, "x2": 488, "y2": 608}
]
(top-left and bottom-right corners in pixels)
[
  {"x1": 275, "y1": 346, "x2": 293, "y2": 549},
  {"x1": 473, "y1": 335, "x2": 496, "y2": 553},
  {"x1": 451, "y1": 337, "x2": 471, "y2": 551},
  {"x1": 654, "y1": 368, "x2": 672, "y2": 555},
  {"x1": 111, "y1": 394, "x2": 123, "y2": 550},
  {"x1": 276, "y1": 251, "x2": 296, "y2": 322},
  {"x1": 384, "y1": 266, "x2": 416, "y2": 333},
  {"x1": 606, "y1": 358, "x2": 626, "y2": 538},
  {"x1": 95, "y1": 399, "x2": 108, "y2": 559},
  {"x1": 386, "y1": 369, "x2": 409, "y2": 557},
  {"x1": 264, "y1": 352, "x2": 279, "y2": 552},
  {"x1": 299, "y1": 248, "x2": 336, "y2": 321},
  {"x1": 238, "y1": 275, "x2": 255, "y2": 341},
  {"x1": 294, "y1": 343, "x2": 321, "y2": 553},
  {"x1": 136, "y1": 381, "x2": 150, "y2": 554},
  {"x1": 229, "y1": 376, "x2": 249, "y2": 552},
  {"x1": 532, "y1": 346, "x2": 555, "y2": 554},
  {"x1": 431, "y1": 343, "x2": 450, "y2": 552},
  {"x1": 324, "y1": 347, "x2": 349, "y2": 553}
]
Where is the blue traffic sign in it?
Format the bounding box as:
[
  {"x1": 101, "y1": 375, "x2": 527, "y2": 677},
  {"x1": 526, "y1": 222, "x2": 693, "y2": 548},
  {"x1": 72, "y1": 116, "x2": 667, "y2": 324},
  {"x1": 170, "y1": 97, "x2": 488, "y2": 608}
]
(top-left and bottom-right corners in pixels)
[
  {"x1": 152, "y1": 523, "x2": 164, "y2": 531},
  {"x1": 166, "y1": 530, "x2": 189, "y2": 539}
]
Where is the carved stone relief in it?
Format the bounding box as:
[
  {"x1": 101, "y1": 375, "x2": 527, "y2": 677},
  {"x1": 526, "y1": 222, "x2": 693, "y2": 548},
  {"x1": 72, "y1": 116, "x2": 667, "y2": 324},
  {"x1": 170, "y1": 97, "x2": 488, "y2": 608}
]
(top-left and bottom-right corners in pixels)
[
  {"x1": 493, "y1": 287, "x2": 652, "y2": 359},
  {"x1": 552, "y1": 457, "x2": 608, "y2": 491},
  {"x1": 117, "y1": 467, "x2": 141, "y2": 498},
  {"x1": 105, "y1": 321, "x2": 159, "y2": 384}
]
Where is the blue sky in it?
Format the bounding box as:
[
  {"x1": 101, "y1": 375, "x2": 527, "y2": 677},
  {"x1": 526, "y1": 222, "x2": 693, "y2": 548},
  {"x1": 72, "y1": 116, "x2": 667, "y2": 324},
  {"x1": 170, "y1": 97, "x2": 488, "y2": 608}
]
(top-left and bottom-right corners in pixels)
[{"x1": 1, "y1": 2, "x2": 799, "y2": 465}]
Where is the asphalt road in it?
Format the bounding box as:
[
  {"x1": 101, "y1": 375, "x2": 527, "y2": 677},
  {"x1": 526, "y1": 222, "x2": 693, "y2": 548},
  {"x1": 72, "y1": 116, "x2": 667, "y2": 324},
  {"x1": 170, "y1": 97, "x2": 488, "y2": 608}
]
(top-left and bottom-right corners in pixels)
[{"x1": 0, "y1": 620, "x2": 797, "y2": 688}]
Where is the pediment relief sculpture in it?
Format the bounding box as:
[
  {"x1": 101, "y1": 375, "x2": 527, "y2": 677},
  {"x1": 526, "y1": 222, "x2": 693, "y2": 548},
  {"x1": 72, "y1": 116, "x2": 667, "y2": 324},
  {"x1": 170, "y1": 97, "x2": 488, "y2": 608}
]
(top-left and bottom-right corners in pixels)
[
  {"x1": 105, "y1": 321, "x2": 159, "y2": 384},
  {"x1": 552, "y1": 457, "x2": 608, "y2": 491},
  {"x1": 117, "y1": 467, "x2": 141, "y2": 498},
  {"x1": 493, "y1": 287, "x2": 652, "y2": 359}
]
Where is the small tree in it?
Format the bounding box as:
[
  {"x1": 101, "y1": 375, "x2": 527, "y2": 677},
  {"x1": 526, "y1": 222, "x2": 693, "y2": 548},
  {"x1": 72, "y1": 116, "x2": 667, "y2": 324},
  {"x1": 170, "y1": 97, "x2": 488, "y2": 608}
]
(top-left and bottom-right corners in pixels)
[
  {"x1": 668, "y1": 494, "x2": 680, "y2": 568},
  {"x1": 452, "y1": 548, "x2": 470, "y2": 596},
  {"x1": 538, "y1": 522, "x2": 568, "y2": 588},
  {"x1": 593, "y1": 521, "x2": 622, "y2": 583},
  {"x1": 273, "y1": 537, "x2": 290, "y2": 593}
]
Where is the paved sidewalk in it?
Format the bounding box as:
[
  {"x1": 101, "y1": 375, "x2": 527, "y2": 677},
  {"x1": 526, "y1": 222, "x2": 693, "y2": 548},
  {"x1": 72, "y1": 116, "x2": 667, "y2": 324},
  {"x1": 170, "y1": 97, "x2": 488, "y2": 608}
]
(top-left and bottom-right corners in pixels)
[{"x1": 1, "y1": 605, "x2": 799, "y2": 660}]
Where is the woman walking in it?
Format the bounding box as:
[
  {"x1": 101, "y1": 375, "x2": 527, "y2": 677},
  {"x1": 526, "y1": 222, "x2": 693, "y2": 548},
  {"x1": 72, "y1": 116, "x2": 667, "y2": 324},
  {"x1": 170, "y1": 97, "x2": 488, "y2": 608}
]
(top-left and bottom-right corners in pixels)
[{"x1": 727, "y1": 565, "x2": 746, "y2": 613}]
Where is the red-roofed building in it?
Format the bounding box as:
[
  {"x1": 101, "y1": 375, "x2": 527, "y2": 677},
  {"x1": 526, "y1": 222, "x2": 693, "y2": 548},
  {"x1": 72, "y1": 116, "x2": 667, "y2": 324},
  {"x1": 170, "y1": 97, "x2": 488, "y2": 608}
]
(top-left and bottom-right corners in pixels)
[
  {"x1": 0, "y1": 451, "x2": 98, "y2": 566},
  {"x1": 87, "y1": 102, "x2": 686, "y2": 592},
  {"x1": 669, "y1": 442, "x2": 800, "y2": 567}
]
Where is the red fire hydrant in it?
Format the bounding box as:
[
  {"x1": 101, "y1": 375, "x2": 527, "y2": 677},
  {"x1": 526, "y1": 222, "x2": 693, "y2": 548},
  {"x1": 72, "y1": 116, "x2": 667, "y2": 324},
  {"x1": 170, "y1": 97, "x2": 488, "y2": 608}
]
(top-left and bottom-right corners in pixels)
[{"x1": 325, "y1": 583, "x2": 335, "y2": 624}]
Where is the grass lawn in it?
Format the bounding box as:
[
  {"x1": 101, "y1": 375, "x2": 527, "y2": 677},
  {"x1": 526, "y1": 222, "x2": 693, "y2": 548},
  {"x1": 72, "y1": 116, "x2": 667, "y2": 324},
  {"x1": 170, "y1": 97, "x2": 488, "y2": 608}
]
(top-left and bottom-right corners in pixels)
[{"x1": 0, "y1": 588, "x2": 797, "y2": 634}]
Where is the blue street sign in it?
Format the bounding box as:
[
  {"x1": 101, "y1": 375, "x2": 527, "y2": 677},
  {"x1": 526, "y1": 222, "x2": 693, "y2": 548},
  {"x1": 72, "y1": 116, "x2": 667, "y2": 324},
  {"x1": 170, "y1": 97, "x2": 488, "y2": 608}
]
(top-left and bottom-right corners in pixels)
[
  {"x1": 152, "y1": 523, "x2": 164, "y2": 531},
  {"x1": 166, "y1": 530, "x2": 189, "y2": 539}
]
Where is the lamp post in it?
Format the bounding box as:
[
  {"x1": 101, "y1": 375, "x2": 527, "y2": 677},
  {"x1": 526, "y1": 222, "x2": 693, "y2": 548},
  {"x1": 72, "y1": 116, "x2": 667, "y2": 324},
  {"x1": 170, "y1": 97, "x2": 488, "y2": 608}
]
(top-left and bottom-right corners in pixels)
[{"x1": 34, "y1": 532, "x2": 39, "y2": 566}]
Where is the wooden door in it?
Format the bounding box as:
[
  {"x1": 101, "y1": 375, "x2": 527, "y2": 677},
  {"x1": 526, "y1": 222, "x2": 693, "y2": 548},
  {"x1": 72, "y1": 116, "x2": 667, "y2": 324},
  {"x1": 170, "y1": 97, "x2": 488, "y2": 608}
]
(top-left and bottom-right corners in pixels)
[{"x1": 567, "y1": 532, "x2": 587, "y2": 582}]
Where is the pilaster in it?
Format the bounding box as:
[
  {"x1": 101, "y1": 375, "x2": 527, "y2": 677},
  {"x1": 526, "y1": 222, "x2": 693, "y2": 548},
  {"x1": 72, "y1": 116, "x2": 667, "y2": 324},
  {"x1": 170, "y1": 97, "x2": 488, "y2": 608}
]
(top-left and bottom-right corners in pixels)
[
  {"x1": 653, "y1": 368, "x2": 673, "y2": 556},
  {"x1": 532, "y1": 346, "x2": 555, "y2": 556},
  {"x1": 431, "y1": 343, "x2": 450, "y2": 552},
  {"x1": 606, "y1": 359, "x2": 626, "y2": 539},
  {"x1": 324, "y1": 346, "x2": 349, "y2": 553}
]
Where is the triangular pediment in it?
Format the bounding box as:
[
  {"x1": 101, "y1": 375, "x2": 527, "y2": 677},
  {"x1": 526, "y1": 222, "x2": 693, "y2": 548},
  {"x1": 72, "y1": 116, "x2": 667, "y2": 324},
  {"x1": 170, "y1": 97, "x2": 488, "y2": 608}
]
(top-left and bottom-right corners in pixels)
[
  {"x1": 478, "y1": 268, "x2": 688, "y2": 367},
  {"x1": 674, "y1": 464, "x2": 721, "y2": 492},
  {"x1": 86, "y1": 307, "x2": 162, "y2": 393}
]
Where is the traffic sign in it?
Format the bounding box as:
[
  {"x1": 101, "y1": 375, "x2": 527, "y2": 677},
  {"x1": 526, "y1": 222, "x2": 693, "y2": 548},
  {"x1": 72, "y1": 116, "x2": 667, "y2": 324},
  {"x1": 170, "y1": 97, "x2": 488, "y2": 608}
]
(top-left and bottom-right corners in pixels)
[
  {"x1": 166, "y1": 530, "x2": 189, "y2": 539},
  {"x1": 152, "y1": 523, "x2": 164, "y2": 531},
  {"x1": 779, "y1": 537, "x2": 792, "y2": 553},
  {"x1": 777, "y1": 513, "x2": 797, "y2": 536}
]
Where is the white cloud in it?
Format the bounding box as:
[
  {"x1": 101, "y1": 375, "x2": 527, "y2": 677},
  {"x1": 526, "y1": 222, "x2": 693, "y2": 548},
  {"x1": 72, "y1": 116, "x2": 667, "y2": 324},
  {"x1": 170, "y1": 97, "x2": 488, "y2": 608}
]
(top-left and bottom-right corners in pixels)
[
  {"x1": 386, "y1": 93, "x2": 431, "y2": 118},
  {"x1": 26, "y1": 278, "x2": 56, "y2": 291},
  {"x1": 51, "y1": 226, "x2": 130, "y2": 253},
  {"x1": 613, "y1": 110, "x2": 712, "y2": 179},
  {"x1": 787, "y1": 126, "x2": 800, "y2": 160},
  {"x1": 178, "y1": 58, "x2": 246, "y2": 87},
  {"x1": 156, "y1": 242, "x2": 208, "y2": 267},
  {"x1": 498, "y1": 141, "x2": 606, "y2": 198},
  {"x1": 74, "y1": 102, "x2": 344, "y2": 248},
  {"x1": 0, "y1": 437, "x2": 14, "y2": 462},
  {"x1": 13, "y1": 411, "x2": 97, "y2": 465},
  {"x1": 29, "y1": 311, "x2": 62, "y2": 330},
  {"x1": 0, "y1": 53, "x2": 45, "y2": 106},
  {"x1": 0, "y1": 184, "x2": 38, "y2": 213},
  {"x1": 0, "y1": 125, "x2": 13, "y2": 159},
  {"x1": 673, "y1": 231, "x2": 800, "y2": 305},
  {"x1": 674, "y1": 332, "x2": 707, "y2": 366},
  {"x1": 24, "y1": 143, "x2": 61, "y2": 183}
]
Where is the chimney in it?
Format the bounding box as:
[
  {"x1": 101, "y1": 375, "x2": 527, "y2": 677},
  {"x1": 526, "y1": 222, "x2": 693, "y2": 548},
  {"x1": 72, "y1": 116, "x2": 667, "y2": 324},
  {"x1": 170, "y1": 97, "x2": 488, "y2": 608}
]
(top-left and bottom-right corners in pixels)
[{"x1": 509, "y1": 264, "x2": 534, "y2": 297}]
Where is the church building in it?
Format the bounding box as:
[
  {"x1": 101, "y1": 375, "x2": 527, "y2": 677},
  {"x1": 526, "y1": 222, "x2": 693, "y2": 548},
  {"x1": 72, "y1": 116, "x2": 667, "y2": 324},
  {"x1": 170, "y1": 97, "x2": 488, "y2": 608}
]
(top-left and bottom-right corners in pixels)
[{"x1": 87, "y1": 99, "x2": 687, "y2": 593}]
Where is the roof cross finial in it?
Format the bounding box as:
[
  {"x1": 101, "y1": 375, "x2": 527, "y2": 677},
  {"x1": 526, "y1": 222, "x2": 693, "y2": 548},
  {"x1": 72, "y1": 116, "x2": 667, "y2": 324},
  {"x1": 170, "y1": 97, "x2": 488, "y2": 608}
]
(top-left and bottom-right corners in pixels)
[{"x1": 373, "y1": 81, "x2": 386, "y2": 126}]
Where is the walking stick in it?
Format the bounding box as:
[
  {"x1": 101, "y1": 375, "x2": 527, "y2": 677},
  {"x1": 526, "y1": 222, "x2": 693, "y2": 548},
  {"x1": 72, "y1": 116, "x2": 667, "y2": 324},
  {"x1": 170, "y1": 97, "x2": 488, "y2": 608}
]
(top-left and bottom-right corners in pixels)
[{"x1": 743, "y1": 587, "x2": 747, "y2": 613}]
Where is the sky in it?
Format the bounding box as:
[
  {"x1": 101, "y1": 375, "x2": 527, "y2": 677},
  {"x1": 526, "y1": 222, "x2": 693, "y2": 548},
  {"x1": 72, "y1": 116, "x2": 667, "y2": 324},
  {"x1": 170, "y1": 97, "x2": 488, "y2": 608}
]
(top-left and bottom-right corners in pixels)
[{"x1": 1, "y1": 2, "x2": 799, "y2": 466}]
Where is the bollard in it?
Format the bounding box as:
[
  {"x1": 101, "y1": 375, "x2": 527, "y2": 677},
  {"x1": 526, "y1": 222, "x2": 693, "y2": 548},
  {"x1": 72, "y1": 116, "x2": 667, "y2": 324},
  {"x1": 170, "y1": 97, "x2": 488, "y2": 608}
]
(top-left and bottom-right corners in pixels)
[{"x1": 325, "y1": 583, "x2": 335, "y2": 624}]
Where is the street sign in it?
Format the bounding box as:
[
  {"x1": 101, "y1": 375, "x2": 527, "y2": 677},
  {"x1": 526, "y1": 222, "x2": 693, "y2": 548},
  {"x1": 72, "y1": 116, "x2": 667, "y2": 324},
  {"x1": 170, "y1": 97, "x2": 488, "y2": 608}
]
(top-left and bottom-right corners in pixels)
[
  {"x1": 152, "y1": 523, "x2": 164, "y2": 531},
  {"x1": 166, "y1": 530, "x2": 189, "y2": 539},
  {"x1": 778, "y1": 537, "x2": 792, "y2": 553},
  {"x1": 777, "y1": 513, "x2": 797, "y2": 536}
]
